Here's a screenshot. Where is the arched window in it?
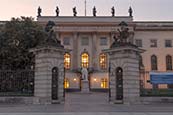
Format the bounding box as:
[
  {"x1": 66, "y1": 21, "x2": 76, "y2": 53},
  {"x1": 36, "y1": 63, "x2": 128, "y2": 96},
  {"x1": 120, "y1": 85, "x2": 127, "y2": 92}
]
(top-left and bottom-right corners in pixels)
[
  {"x1": 99, "y1": 53, "x2": 107, "y2": 69},
  {"x1": 151, "y1": 55, "x2": 158, "y2": 70},
  {"x1": 64, "y1": 53, "x2": 71, "y2": 69},
  {"x1": 166, "y1": 55, "x2": 172, "y2": 70},
  {"x1": 81, "y1": 53, "x2": 89, "y2": 68}
]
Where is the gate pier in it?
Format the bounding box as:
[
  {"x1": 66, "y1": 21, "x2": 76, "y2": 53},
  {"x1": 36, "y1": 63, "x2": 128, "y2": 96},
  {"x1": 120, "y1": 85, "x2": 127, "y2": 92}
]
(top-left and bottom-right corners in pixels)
[{"x1": 30, "y1": 46, "x2": 66, "y2": 104}]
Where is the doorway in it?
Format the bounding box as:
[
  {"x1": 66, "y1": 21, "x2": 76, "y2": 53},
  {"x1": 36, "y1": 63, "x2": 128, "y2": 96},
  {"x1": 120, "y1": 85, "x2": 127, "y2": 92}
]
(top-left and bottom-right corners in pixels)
[
  {"x1": 52, "y1": 67, "x2": 59, "y2": 100},
  {"x1": 116, "y1": 67, "x2": 123, "y2": 100}
]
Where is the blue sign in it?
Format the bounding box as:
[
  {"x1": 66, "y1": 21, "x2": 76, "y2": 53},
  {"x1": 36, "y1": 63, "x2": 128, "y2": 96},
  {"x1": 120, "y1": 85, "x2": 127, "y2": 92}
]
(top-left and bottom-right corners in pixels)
[{"x1": 150, "y1": 72, "x2": 173, "y2": 84}]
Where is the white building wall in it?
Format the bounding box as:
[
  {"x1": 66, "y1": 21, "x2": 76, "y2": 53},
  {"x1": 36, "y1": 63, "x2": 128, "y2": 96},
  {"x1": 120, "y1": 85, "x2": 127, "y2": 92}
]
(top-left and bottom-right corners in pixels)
[{"x1": 134, "y1": 31, "x2": 173, "y2": 71}]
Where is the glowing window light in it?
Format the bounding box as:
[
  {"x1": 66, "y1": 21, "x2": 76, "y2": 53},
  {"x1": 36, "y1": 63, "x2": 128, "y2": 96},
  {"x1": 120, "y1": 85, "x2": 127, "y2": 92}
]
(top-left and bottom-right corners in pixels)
[
  {"x1": 64, "y1": 53, "x2": 71, "y2": 69},
  {"x1": 101, "y1": 78, "x2": 108, "y2": 88},
  {"x1": 99, "y1": 53, "x2": 107, "y2": 69},
  {"x1": 64, "y1": 78, "x2": 69, "y2": 88},
  {"x1": 81, "y1": 53, "x2": 89, "y2": 68}
]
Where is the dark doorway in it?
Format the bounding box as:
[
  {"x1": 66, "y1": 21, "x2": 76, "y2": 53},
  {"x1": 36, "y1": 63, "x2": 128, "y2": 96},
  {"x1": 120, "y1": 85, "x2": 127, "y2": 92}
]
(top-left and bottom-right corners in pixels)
[
  {"x1": 52, "y1": 67, "x2": 58, "y2": 100},
  {"x1": 116, "y1": 67, "x2": 123, "y2": 100}
]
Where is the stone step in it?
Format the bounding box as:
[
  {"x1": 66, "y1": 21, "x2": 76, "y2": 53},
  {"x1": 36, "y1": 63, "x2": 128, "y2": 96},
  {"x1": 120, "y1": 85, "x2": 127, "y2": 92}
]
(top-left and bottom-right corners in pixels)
[{"x1": 114, "y1": 100, "x2": 123, "y2": 104}]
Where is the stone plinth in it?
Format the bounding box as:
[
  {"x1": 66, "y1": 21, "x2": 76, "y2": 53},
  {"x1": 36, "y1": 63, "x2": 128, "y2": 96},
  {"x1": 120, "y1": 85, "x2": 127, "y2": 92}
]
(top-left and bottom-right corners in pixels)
[
  {"x1": 30, "y1": 46, "x2": 67, "y2": 104},
  {"x1": 81, "y1": 80, "x2": 90, "y2": 93},
  {"x1": 104, "y1": 45, "x2": 145, "y2": 104}
]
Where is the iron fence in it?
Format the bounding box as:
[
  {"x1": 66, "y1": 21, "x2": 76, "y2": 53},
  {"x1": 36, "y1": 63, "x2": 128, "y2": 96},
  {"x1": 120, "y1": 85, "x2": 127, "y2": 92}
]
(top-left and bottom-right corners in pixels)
[
  {"x1": 140, "y1": 71, "x2": 173, "y2": 97},
  {"x1": 0, "y1": 70, "x2": 34, "y2": 96}
]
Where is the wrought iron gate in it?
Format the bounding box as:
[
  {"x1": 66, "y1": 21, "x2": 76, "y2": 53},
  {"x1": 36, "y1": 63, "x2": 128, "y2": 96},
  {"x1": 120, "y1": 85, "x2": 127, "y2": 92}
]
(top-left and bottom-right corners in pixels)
[
  {"x1": 116, "y1": 67, "x2": 123, "y2": 100},
  {"x1": 0, "y1": 70, "x2": 34, "y2": 96},
  {"x1": 52, "y1": 67, "x2": 58, "y2": 100}
]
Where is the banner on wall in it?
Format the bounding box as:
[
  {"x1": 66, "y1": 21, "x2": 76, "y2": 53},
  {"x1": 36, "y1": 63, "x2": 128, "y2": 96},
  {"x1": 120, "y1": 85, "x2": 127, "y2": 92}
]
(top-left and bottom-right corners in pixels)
[{"x1": 150, "y1": 72, "x2": 173, "y2": 84}]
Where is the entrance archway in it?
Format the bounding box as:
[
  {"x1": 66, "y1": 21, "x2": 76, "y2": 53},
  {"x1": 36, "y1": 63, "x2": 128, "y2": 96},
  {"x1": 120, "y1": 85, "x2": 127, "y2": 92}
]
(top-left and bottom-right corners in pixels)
[
  {"x1": 52, "y1": 67, "x2": 59, "y2": 100},
  {"x1": 116, "y1": 67, "x2": 123, "y2": 100}
]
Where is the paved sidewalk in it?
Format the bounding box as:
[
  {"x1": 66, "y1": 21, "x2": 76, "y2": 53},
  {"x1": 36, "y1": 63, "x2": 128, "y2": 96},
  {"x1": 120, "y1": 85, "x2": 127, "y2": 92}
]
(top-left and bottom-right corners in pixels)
[
  {"x1": 0, "y1": 92, "x2": 172, "y2": 114},
  {"x1": 0, "y1": 112, "x2": 172, "y2": 115}
]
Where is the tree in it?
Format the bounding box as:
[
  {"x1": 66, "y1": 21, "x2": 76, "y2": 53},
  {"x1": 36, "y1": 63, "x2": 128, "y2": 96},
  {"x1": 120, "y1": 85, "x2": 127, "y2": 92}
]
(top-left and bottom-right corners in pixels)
[{"x1": 0, "y1": 17, "x2": 47, "y2": 70}]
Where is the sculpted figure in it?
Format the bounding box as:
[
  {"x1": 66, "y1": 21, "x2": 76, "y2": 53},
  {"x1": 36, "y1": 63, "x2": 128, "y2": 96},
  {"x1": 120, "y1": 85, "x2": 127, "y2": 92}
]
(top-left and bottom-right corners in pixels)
[
  {"x1": 38, "y1": 6, "x2": 42, "y2": 17},
  {"x1": 128, "y1": 6, "x2": 133, "y2": 17},
  {"x1": 93, "y1": 6, "x2": 97, "y2": 17},
  {"x1": 73, "y1": 7, "x2": 77, "y2": 16},
  {"x1": 56, "y1": 6, "x2": 59, "y2": 16},
  {"x1": 111, "y1": 6, "x2": 115, "y2": 16},
  {"x1": 118, "y1": 27, "x2": 129, "y2": 43},
  {"x1": 43, "y1": 21, "x2": 62, "y2": 47},
  {"x1": 81, "y1": 67, "x2": 88, "y2": 81}
]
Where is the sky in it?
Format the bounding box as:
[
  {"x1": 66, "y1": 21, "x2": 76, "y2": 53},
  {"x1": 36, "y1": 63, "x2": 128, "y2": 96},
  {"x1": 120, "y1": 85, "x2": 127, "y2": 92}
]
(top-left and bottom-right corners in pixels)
[{"x1": 0, "y1": 0, "x2": 173, "y2": 21}]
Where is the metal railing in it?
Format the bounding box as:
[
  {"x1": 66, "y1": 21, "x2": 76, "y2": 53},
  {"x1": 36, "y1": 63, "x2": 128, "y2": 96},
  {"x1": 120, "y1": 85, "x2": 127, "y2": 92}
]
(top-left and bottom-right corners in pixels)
[
  {"x1": 140, "y1": 71, "x2": 173, "y2": 97},
  {"x1": 0, "y1": 70, "x2": 34, "y2": 96}
]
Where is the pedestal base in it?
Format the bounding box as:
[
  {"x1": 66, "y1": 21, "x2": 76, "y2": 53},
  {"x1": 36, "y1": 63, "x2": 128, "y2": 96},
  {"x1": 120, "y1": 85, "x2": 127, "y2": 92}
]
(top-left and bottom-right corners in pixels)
[{"x1": 81, "y1": 80, "x2": 90, "y2": 93}]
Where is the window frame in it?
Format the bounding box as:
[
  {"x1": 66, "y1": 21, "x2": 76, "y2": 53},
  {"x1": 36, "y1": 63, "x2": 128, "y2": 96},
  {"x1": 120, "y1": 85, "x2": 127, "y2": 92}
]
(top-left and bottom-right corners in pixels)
[
  {"x1": 81, "y1": 52, "x2": 89, "y2": 68},
  {"x1": 63, "y1": 37, "x2": 70, "y2": 45},
  {"x1": 64, "y1": 53, "x2": 71, "y2": 69},
  {"x1": 135, "y1": 39, "x2": 142, "y2": 47},
  {"x1": 100, "y1": 37, "x2": 107, "y2": 46},
  {"x1": 166, "y1": 55, "x2": 172, "y2": 71},
  {"x1": 151, "y1": 55, "x2": 158, "y2": 70},
  {"x1": 150, "y1": 39, "x2": 157, "y2": 48},
  {"x1": 81, "y1": 37, "x2": 89, "y2": 46},
  {"x1": 165, "y1": 40, "x2": 172, "y2": 48},
  {"x1": 99, "y1": 53, "x2": 107, "y2": 69}
]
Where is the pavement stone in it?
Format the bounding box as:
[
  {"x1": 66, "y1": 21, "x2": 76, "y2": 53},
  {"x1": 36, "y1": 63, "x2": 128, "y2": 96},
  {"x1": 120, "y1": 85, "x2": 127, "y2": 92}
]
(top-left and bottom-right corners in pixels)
[
  {"x1": 0, "y1": 92, "x2": 173, "y2": 114},
  {"x1": 0, "y1": 112, "x2": 173, "y2": 115}
]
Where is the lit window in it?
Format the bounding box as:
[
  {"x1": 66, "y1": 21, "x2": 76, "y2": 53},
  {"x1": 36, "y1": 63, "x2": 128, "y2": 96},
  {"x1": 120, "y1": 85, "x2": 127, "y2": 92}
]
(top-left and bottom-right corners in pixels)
[
  {"x1": 166, "y1": 55, "x2": 172, "y2": 70},
  {"x1": 101, "y1": 78, "x2": 108, "y2": 88},
  {"x1": 81, "y1": 53, "x2": 89, "y2": 68},
  {"x1": 63, "y1": 37, "x2": 70, "y2": 45},
  {"x1": 100, "y1": 37, "x2": 107, "y2": 45},
  {"x1": 100, "y1": 53, "x2": 107, "y2": 69},
  {"x1": 64, "y1": 53, "x2": 71, "y2": 69},
  {"x1": 151, "y1": 55, "x2": 157, "y2": 70},
  {"x1": 165, "y1": 40, "x2": 172, "y2": 47},
  {"x1": 64, "y1": 78, "x2": 69, "y2": 88},
  {"x1": 135, "y1": 39, "x2": 142, "y2": 47},
  {"x1": 150, "y1": 39, "x2": 157, "y2": 47}
]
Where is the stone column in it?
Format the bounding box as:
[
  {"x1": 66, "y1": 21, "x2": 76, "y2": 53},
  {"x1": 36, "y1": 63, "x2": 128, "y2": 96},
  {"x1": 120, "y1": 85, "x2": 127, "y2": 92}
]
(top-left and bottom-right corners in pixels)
[
  {"x1": 104, "y1": 46, "x2": 145, "y2": 104},
  {"x1": 30, "y1": 46, "x2": 66, "y2": 104},
  {"x1": 73, "y1": 32, "x2": 78, "y2": 69},
  {"x1": 92, "y1": 32, "x2": 98, "y2": 69}
]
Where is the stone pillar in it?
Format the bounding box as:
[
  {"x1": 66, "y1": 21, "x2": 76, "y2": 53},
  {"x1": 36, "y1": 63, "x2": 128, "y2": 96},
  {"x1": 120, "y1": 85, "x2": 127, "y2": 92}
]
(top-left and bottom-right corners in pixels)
[
  {"x1": 92, "y1": 32, "x2": 97, "y2": 69},
  {"x1": 30, "y1": 46, "x2": 66, "y2": 104},
  {"x1": 73, "y1": 32, "x2": 78, "y2": 69},
  {"x1": 81, "y1": 80, "x2": 90, "y2": 93},
  {"x1": 104, "y1": 46, "x2": 145, "y2": 104}
]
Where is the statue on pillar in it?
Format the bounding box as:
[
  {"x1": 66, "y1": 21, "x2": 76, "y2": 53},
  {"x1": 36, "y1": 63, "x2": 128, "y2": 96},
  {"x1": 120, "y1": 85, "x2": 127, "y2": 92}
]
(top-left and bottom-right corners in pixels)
[
  {"x1": 93, "y1": 6, "x2": 97, "y2": 17},
  {"x1": 81, "y1": 67, "x2": 88, "y2": 81},
  {"x1": 56, "y1": 6, "x2": 59, "y2": 16},
  {"x1": 118, "y1": 27, "x2": 129, "y2": 43},
  {"x1": 73, "y1": 7, "x2": 77, "y2": 16},
  {"x1": 111, "y1": 21, "x2": 133, "y2": 48},
  {"x1": 128, "y1": 6, "x2": 133, "y2": 17},
  {"x1": 111, "y1": 6, "x2": 115, "y2": 17},
  {"x1": 39, "y1": 21, "x2": 63, "y2": 48},
  {"x1": 37, "y1": 6, "x2": 42, "y2": 17}
]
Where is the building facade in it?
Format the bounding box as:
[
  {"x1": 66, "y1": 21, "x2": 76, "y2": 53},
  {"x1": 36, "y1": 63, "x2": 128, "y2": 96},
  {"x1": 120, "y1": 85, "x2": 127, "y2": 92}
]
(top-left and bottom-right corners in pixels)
[{"x1": 37, "y1": 16, "x2": 173, "y2": 91}]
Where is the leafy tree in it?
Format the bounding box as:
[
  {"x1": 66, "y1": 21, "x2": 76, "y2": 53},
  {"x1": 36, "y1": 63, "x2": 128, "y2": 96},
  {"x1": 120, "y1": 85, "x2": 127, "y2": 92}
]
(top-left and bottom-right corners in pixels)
[{"x1": 0, "y1": 17, "x2": 47, "y2": 70}]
